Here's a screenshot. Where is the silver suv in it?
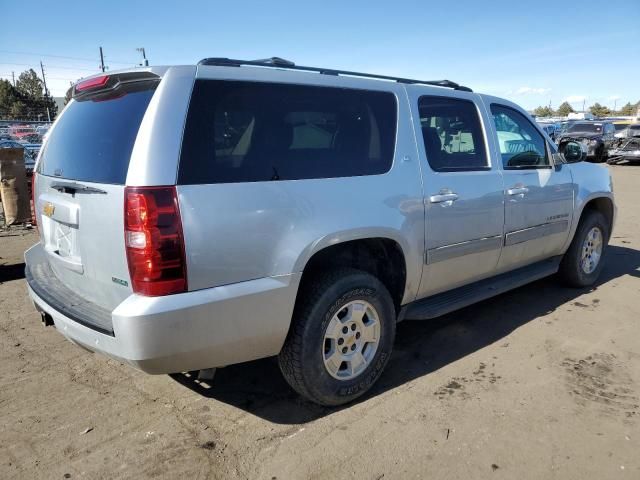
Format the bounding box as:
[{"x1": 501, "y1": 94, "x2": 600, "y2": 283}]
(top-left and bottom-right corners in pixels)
[{"x1": 26, "y1": 58, "x2": 615, "y2": 406}]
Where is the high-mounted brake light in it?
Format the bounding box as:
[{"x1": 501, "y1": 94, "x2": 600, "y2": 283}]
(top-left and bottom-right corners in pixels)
[
  {"x1": 124, "y1": 186, "x2": 187, "y2": 296},
  {"x1": 75, "y1": 75, "x2": 109, "y2": 92}
]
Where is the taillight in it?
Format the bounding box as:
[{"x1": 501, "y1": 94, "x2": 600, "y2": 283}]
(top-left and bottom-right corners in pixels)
[
  {"x1": 124, "y1": 186, "x2": 187, "y2": 296},
  {"x1": 31, "y1": 174, "x2": 37, "y2": 226}
]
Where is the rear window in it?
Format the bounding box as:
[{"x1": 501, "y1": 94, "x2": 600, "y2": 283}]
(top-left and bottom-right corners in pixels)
[
  {"x1": 38, "y1": 80, "x2": 158, "y2": 184},
  {"x1": 178, "y1": 80, "x2": 397, "y2": 184},
  {"x1": 568, "y1": 123, "x2": 602, "y2": 133}
]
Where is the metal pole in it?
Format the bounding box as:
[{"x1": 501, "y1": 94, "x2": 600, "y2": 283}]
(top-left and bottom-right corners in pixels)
[
  {"x1": 137, "y1": 47, "x2": 149, "y2": 67},
  {"x1": 99, "y1": 47, "x2": 105, "y2": 72},
  {"x1": 40, "y1": 61, "x2": 49, "y2": 97}
]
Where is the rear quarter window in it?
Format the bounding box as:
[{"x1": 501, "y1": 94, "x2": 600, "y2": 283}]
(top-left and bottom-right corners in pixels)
[{"x1": 178, "y1": 80, "x2": 397, "y2": 184}]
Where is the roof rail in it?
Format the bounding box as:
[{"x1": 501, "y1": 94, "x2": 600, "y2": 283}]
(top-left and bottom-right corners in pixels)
[{"x1": 197, "y1": 57, "x2": 473, "y2": 92}]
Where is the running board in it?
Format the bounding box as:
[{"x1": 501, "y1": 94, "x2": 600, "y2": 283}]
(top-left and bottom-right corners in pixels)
[{"x1": 400, "y1": 256, "x2": 562, "y2": 321}]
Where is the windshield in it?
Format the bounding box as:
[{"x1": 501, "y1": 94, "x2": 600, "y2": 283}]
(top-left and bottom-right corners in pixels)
[
  {"x1": 38, "y1": 80, "x2": 157, "y2": 184},
  {"x1": 567, "y1": 123, "x2": 602, "y2": 133}
]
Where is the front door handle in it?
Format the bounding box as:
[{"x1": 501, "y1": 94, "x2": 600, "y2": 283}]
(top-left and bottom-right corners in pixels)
[
  {"x1": 429, "y1": 192, "x2": 459, "y2": 204},
  {"x1": 507, "y1": 187, "x2": 529, "y2": 196}
]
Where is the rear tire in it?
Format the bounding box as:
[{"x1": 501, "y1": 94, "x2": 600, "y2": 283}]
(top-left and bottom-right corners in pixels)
[
  {"x1": 558, "y1": 210, "x2": 609, "y2": 287},
  {"x1": 278, "y1": 268, "x2": 396, "y2": 406}
]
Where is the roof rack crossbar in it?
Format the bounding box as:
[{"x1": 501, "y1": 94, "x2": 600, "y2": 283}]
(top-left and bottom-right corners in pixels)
[{"x1": 197, "y1": 57, "x2": 473, "y2": 92}]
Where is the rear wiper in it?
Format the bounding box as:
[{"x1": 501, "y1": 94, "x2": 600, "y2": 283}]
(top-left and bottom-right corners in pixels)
[{"x1": 50, "y1": 181, "x2": 107, "y2": 195}]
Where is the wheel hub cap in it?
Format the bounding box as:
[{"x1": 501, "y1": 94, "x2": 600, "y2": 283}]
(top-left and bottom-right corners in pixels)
[
  {"x1": 581, "y1": 226, "x2": 603, "y2": 274},
  {"x1": 322, "y1": 300, "x2": 380, "y2": 380}
]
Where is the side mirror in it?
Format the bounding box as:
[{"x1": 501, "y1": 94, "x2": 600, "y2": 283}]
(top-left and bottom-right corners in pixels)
[{"x1": 558, "y1": 140, "x2": 586, "y2": 163}]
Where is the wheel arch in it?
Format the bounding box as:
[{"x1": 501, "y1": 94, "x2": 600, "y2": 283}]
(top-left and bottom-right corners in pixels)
[
  {"x1": 568, "y1": 193, "x2": 615, "y2": 249},
  {"x1": 294, "y1": 232, "x2": 411, "y2": 314}
]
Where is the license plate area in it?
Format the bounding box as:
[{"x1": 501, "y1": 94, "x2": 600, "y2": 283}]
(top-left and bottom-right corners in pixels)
[
  {"x1": 38, "y1": 194, "x2": 83, "y2": 273},
  {"x1": 53, "y1": 221, "x2": 75, "y2": 257}
]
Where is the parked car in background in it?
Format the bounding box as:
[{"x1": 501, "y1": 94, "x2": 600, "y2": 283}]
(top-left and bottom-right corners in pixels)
[
  {"x1": 608, "y1": 124, "x2": 640, "y2": 165},
  {"x1": 537, "y1": 121, "x2": 560, "y2": 142},
  {"x1": 35, "y1": 125, "x2": 50, "y2": 136},
  {"x1": 556, "y1": 121, "x2": 615, "y2": 162},
  {"x1": 9, "y1": 125, "x2": 36, "y2": 140},
  {"x1": 613, "y1": 120, "x2": 632, "y2": 137},
  {"x1": 25, "y1": 59, "x2": 615, "y2": 406},
  {"x1": 567, "y1": 112, "x2": 594, "y2": 121}
]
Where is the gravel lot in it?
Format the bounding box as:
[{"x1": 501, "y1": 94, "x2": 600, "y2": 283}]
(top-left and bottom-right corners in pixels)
[{"x1": 1, "y1": 165, "x2": 639, "y2": 480}]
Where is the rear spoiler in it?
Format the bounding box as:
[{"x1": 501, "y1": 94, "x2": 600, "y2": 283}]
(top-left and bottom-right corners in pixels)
[{"x1": 73, "y1": 71, "x2": 160, "y2": 100}]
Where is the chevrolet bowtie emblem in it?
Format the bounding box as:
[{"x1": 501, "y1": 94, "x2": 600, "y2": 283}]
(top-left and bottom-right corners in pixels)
[{"x1": 43, "y1": 202, "x2": 55, "y2": 217}]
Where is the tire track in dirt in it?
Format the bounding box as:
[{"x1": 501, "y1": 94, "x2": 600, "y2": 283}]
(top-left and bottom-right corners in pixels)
[{"x1": 561, "y1": 353, "x2": 639, "y2": 420}]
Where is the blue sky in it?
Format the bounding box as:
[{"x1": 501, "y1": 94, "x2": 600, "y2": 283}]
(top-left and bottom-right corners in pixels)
[{"x1": 1, "y1": 0, "x2": 638, "y2": 110}]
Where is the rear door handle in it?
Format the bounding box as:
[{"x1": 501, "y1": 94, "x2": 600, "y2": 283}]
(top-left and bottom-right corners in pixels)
[
  {"x1": 429, "y1": 193, "x2": 459, "y2": 204},
  {"x1": 507, "y1": 187, "x2": 529, "y2": 196}
]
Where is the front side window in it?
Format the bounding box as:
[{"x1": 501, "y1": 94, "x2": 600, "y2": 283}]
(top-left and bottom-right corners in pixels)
[
  {"x1": 179, "y1": 80, "x2": 397, "y2": 184},
  {"x1": 491, "y1": 104, "x2": 549, "y2": 169},
  {"x1": 418, "y1": 96, "x2": 488, "y2": 171}
]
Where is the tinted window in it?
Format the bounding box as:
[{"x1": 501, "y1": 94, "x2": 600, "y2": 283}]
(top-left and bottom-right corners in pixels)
[
  {"x1": 568, "y1": 123, "x2": 602, "y2": 133},
  {"x1": 178, "y1": 80, "x2": 397, "y2": 184},
  {"x1": 418, "y1": 96, "x2": 487, "y2": 171},
  {"x1": 38, "y1": 81, "x2": 157, "y2": 184},
  {"x1": 491, "y1": 104, "x2": 549, "y2": 169}
]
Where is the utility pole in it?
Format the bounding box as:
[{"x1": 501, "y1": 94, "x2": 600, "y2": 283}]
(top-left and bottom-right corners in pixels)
[
  {"x1": 613, "y1": 99, "x2": 617, "y2": 113},
  {"x1": 11, "y1": 71, "x2": 15, "y2": 86},
  {"x1": 40, "y1": 61, "x2": 49, "y2": 97},
  {"x1": 40, "y1": 61, "x2": 51, "y2": 122},
  {"x1": 136, "y1": 47, "x2": 149, "y2": 66},
  {"x1": 99, "y1": 46, "x2": 106, "y2": 72},
  {"x1": 582, "y1": 99, "x2": 586, "y2": 113}
]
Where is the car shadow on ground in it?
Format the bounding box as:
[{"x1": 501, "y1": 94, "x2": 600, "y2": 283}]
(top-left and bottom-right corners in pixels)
[
  {"x1": 171, "y1": 245, "x2": 640, "y2": 424},
  {"x1": 0, "y1": 262, "x2": 26, "y2": 283}
]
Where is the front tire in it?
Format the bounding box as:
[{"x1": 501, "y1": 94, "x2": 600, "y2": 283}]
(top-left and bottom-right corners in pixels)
[
  {"x1": 278, "y1": 268, "x2": 396, "y2": 406},
  {"x1": 558, "y1": 210, "x2": 609, "y2": 287}
]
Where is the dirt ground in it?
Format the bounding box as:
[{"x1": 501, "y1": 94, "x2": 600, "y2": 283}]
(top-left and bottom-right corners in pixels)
[{"x1": 1, "y1": 165, "x2": 639, "y2": 480}]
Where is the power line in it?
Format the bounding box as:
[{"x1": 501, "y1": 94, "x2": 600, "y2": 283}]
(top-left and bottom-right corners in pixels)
[
  {"x1": 0, "y1": 62, "x2": 99, "y2": 72},
  {"x1": 0, "y1": 49, "x2": 134, "y2": 65}
]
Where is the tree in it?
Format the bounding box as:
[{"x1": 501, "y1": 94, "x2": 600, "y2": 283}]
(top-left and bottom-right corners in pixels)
[
  {"x1": 0, "y1": 79, "x2": 28, "y2": 120},
  {"x1": 619, "y1": 103, "x2": 635, "y2": 116},
  {"x1": 2, "y1": 68, "x2": 58, "y2": 121},
  {"x1": 16, "y1": 69, "x2": 44, "y2": 99},
  {"x1": 9, "y1": 100, "x2": 27, "y2": 119},
  {"x1": 533, "y1": 106, "x2": 554, "y2": 117},
  {"x1": 589, "y1": 103, "x2": 611, "y2": 117},
  {"x1": 557, "y1": 101, "x2": 575, "y2": 117}
]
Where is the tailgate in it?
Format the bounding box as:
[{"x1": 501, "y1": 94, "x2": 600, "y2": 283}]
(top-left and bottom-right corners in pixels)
[{"x1": 32, "y1": 73, "x2": 160, "y2": 312}]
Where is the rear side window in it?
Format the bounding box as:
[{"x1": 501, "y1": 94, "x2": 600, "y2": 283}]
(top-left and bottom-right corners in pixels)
[
  {"x1": 38, "y1": 80, "x2": 158, "y2": 184},
  {"x1": 178, "y1": 80, "x2": 397, "y2": 184},
  {"x1": 418, "y1": 96, "x2": 488, "y2": 172}
]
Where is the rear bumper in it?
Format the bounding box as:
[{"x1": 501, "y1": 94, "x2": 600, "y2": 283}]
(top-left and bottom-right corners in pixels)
[{"x1": 25, "y1": 243, "x2": 300, "y2": 373}]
